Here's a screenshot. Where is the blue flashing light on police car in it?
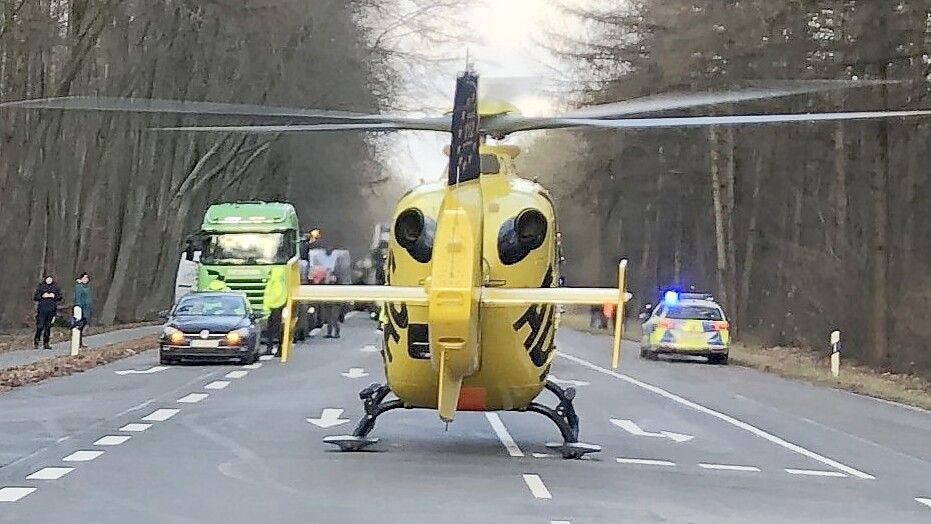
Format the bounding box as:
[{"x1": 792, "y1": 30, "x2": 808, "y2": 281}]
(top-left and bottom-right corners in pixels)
[{"x1": 663, "y1": 290, "x2": 679, "y2": 305}]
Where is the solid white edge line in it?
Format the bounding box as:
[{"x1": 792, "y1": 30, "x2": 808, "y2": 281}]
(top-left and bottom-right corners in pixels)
[
  {"x1": 120, "y1": 423, "x2": 152, "y2": 432},
  {"x1": 560, "y1": 352, "x2": 875, "y2": 480},
  {"x1": 177, "y1": 393, "x2": 209, "y2": 404},
  {"x1": 94, "y1": 435, "x2": 131, "y2": 446},
  {"x1": 522, "y1": 474, "x2": 552, "y2": 499},
  {"x1": 915, "y1": 498, "x2": 931, "y2": 509},
  {"x1": 63, "y1": 450, "x2": 104, "y2": 462},
  {"x1": 785, "y1": 468, "x2": 848, "y2": 478},
  {"x1": 0, "y1": 487, "x2": 37, "y2": 502},
  {"x1": 141, "y1": 408, "x2": 180, "y2": 422},
  {"x1": 551, "y1": 521, "x2": 572, "y2": 524},
  {"x1": 26, "y1": 467, "x2": 74, "y2": 480},
  {"x1": 616, "y1": 458, "x2": 676, "y2": 466},
  {"x1": 485, "y1": 413, "x2": 524, "y2": 457},
  {"x1": 699, "y1": 463, "x2": 761, "y2": 472},
  {"x1": 204, "y1": 380, "x2": 230, "y2": 390},
  {"x1": 225, "y1": 370, "x2": 248, "y2": 379}
]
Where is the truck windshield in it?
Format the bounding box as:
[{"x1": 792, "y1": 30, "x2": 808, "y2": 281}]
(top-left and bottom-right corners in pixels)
[{"x1": 201, "y1": 231, "x2": 295, "y2": 265}]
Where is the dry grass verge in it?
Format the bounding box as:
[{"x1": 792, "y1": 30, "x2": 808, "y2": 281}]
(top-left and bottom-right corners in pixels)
[
  {"x1": 0, "y1": 321, "x2": 158, "y2": 355},
  {"x1": 559, "y1": 309, "x2": 931, "y2": 411},
  {"x1": 0, "y1": 335, "x2": 159, "y2": 392}
]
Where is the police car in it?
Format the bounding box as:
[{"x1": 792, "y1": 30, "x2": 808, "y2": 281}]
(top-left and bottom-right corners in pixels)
[{"x1": 639, "y1": 291, "x2": 730, "y2": 364}]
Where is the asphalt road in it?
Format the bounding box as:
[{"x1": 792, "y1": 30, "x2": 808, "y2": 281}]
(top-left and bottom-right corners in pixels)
[{"x1": 1, "y1": 313, "x2": 929, "y2": 523}]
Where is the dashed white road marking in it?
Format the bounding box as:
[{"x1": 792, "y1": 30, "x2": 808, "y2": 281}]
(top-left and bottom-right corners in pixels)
[
  {"x1": 533, "y1": 453, "x2": 556, "y2": 458},
  {"x1": 485, "y1": 413, "x2": 524, "y2": 457},
  {"x1": 552, "y1": 521, "x2": 572, "y2": 524},
  {"x1": 120, "y1": 423, "x2": 152, "y2": 432},
  {"x1": 27, "y1": 467, "x2": 73, "y2": 480},
  {"x1": 178, "y1": 393, "x2": 209, "y2": 404},
  {"x1": 616, "y1": 458, "x2": 676, "y2": 467},
  {"x1": 141, "y1": 409, "x2": 179, "y2": 422},
  {"x1": 0, "y1": 487, "x2": 36, "y2": 502},
  {"x1": 94, "y1": 435, "x2": 131, "y2": 446},
  {"x1": 63, "y1": 450, "x2": 104, "y2": 462},
  {"x1": 361, "y1": 344, "x2": 380, "y2": 353},
  {"x1": 242, "y1": 362, "x2": 263, "y2": 370},
  {"x1": 785, "y1": 469, "x2": 847, "y2": 478},
  {"x1": 522, "y1": 474, "x2": 552, "y2": 499},
  {"x1": 205, "y1": 380, "x2": 230, "y2": 390},
  {"x1": 115, "y1": 366, "x2": 169, "y2": 375},
  {"x1": 561, "y1": 352, "x2": 875, "y2": 480},
  {"x1": 259, "y1": 355, "x2": 274, "y2": 361},
  {"x1": 699, "y1": 463, "x2": 761, "y2": 472},
  {"x1": 916, "y1": 498, "x2": 931, "y2": 509},
  {"x1": 225, "y1": 370, "x2": 248, "y2": 379}
]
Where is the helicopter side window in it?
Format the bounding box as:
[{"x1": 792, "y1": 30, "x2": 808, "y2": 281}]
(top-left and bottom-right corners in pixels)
[{"x1": 480, "y1": 154, "x2": 500, "y2": 174}]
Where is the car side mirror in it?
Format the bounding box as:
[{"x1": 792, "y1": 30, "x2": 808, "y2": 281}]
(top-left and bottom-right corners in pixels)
[{"x1": 157, "y1": 309, "x2": 170, "y2": 320}]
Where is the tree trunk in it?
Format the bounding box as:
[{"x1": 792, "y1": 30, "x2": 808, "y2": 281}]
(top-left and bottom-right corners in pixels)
[{"x1": 708, "y1": 126, "x2": 729, "y2": 308}]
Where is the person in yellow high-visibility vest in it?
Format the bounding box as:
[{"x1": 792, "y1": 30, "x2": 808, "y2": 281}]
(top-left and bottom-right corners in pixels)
[
  {"x1": 263, "y1": 266, "x2": 288, "y2": 356},
  {"x1": 206, "y1": 278, "x2": 231, "y2": 292}
]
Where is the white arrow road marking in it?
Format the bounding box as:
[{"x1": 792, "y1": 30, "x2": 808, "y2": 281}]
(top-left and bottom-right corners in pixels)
[
  {"x1": 115, "y1": 366, "x2": 169, "y2": 375},
  {"x1": 94, "y1": 435, "x2": 131, "y2": 446},
  {"x1": 361, "y1": 344, "x2": 380, "y2": 353},
  {"x1": 340, "y1": 368, "x2": 369, "y2": 379},
  {"x1": 205, "y1": 380, "x2": 230, "y2": 390},
  {"x1": 120, "y1": 423, "x2": 152, "y2": 432},
  {"x1": 610, "y1": 419, "x2": 694, "y2": 443},
  {"x1": 522, "y1": 474, "x2": 552, "y2": 499},
  {"x1": 27, "y1": 467, "x2": 73, "y2": 480},
  {"x1": 916, "y1": 498, "x2": 931, "y2": 509},
  {"x1": 0, "y1": 487, "x2": 36, "y2": 502},
  {"x1": 563, "y1": 352, "x2": 875, "y2": 480},
  {"x1": 306, "y1": 409, "x2": 350, "y2": 428},
  {"x1": 63, "y1": 450, "x2": 104, "y2": 462},
  {"x1": 178, "y1": 393, "x2": 208, "y2": 404},
  {"x1": 485, "y1": 413, "x2": 524, "y2": 457},
  {"x1": 549, "y1": 374, "x2": 590, "y2": 387},
  {"x1": 141, "y1": 409, "x2": 179, "y2": 422},
  {"x1": 225, "y1": 370, "x2": 248, "y2": 379}
]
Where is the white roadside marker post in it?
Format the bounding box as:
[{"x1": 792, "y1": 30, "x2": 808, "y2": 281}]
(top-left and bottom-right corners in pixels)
[
  {"x1": 70, "y1": 306, "x2": 83, "y2": 356},
  {"x1": 830, "y1": 330, "x2": 841, "y2": 378}
]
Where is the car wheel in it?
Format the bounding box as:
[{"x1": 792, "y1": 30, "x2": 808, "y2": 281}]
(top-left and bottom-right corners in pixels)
[
  {"x1": 708, "y1": 354, "x2": 728, "y2": 365},
  {"x1": 639, "y1": 347, "x2": 649, "y2": 358},
  {"x1": 159, "y1": 353, "x2": 171, "y2": 365}
]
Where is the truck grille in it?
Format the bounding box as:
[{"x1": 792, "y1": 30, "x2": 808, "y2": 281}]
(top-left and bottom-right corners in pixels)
[{"x1": 224, "y1": 277, "x2": 266, "y2": 310}]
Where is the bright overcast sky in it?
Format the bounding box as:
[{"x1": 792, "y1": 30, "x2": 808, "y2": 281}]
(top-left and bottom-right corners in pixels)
[{"x1": 379, "y1": 0, "x2": 587, "y2": 184}]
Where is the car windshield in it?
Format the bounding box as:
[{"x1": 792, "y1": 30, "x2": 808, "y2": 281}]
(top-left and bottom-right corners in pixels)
[
  {"x1": 665, "y1": 305, "x2": 723, "y2": 321},
  {"x1": 201, "y1": 231, "x2": 295, "y2": 265},
  {"x1": 174, "y1": 295, "x2": 246, "y2": 316}
]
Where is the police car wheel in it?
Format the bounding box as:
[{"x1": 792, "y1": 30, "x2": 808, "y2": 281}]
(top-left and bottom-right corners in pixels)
[{"x1": 708, "y1": 354, "x2": 728, "y2": 365}]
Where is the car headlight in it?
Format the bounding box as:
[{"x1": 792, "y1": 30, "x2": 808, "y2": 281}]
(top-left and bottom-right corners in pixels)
[
  {"x1": 163, "y1": 326, "x2": 185, "y2": 345},
  {"x1": 226, "y1": 328, "x2": 250, "y2": 346}
]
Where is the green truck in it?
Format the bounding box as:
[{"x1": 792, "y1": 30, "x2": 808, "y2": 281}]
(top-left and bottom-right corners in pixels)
[{"x1": 182, "y1": 201, "x2": 302, "y2": 349}]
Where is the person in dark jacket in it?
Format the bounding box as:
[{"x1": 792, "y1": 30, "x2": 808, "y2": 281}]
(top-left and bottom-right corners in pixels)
[
  {"x1": 74, "y1": 272, "x2": 92, "y2": 348},
  {"x1": 33, "y1": 275, "x2": 63, "y2": 349}
]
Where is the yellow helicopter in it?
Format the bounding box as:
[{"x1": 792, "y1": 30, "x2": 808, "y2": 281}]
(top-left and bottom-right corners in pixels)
[{"x1": 6, "y1": 65, "x2": 931, "y2": 458}]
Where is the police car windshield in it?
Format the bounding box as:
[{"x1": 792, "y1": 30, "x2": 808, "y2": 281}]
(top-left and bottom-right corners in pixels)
[
  {"x1": 201, "y1": 231, "x2": 294, "y2": 265},
  {"x1": 666, "y1": 305, "x2": 723, "y2": 321},
  {"x1": 175, "y1": 295, "x2": 246, "y2": 316}
]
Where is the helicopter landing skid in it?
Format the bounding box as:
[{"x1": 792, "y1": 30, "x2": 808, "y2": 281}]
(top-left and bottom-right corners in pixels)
[
  {"x1": 323, "y1": 383, "x2": 403, "y2": 452},
  {"x1": 522, "y1": 380, "x2": 601, "y2": 459}
]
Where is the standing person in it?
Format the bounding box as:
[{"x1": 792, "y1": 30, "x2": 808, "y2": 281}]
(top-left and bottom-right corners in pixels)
[
  {"x1": 74, "y1": 272, "x2": 92, "y2": 348},
  {"x1": 33, "y1": 275, "x2": 62, "y2": 349},
  {"x1": 323, "y1": 273, "x2": 342, "y2": 339}
]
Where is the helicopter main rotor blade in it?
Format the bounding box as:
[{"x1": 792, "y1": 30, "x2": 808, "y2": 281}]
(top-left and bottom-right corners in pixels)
[
  {"x1": 556, "y1": 80, "x2": 890, "y2": 120},
  {"x1": 151, "y1": 120, "x2": 451, "y2": 133},
  {"x1": 539, "y1": 109, "x2": 931, "y2": 131},
  {"x1": 0, "y1": 96, "x2": 450, "y2": 125}
]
